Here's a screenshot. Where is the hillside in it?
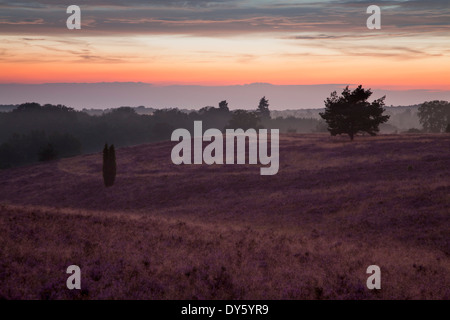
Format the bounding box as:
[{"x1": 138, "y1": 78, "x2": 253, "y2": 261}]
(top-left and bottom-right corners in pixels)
[{"x1": 0, "y1": 133, "x2": 449, "y2": 299}]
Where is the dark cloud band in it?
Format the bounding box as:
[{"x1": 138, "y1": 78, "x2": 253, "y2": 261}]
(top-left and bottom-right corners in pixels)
[{"x1": 0, "y1": 1, "x2": 448, "y2": 36}]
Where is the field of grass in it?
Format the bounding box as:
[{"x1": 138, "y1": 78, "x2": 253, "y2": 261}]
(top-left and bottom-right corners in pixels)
[{"x1": 0, "y1": 133, "x2": 449, "y2": 299}]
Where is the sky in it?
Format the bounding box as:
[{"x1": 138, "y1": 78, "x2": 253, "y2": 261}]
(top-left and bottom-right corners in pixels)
[{"x1": 0, "y1": 0, "x2": 449, "y2": 92}]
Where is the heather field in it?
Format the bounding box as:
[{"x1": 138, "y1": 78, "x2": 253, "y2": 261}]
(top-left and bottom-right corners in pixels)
[{"x1": 0, "y1": 133, "x2": 449, "y2": 299}]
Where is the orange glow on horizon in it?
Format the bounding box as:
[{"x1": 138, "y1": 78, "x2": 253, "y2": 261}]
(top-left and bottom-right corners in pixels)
[
  {"x1": 1, "y1": 32, "x2": 449, "y2": 90},
  {"x1": 0, "y1": 1, "x2": 449, "y2": 93},
  {"x1": 1, "y1": 59, "x2": 449, "y2": 91}
]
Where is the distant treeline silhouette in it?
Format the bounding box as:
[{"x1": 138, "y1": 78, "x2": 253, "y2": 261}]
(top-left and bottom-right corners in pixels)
[{"x1": 0, "y1": 100, "x2": 323, "y2": 168}]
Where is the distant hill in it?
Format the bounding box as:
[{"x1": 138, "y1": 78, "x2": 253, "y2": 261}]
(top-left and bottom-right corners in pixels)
[{"x1": 1, "y1": 82, "x2": 449, "y2": 110}]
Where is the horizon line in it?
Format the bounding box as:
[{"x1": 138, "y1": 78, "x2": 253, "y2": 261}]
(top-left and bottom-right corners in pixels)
[{"x1": 1, "y1": 82, "x2": 449, "y2": 92}]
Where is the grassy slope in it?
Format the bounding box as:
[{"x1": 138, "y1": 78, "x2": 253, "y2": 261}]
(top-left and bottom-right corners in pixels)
[{"x1": 0, "y1": 133, "x2": 449, "y2": 299}]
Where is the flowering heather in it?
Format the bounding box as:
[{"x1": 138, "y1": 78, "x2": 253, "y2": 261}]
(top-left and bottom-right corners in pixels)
[{"x1": 0, "y1": 133, "x2": 449, "y2": 299}]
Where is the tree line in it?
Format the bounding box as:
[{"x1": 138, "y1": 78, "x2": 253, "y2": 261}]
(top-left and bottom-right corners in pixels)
[
  {"x1": 319, "y1": 86, "x2": 450, "y2": 139},
  {"x1": 0, "y1": 86, "x2": 448, "y2": 169},
  {"x1": 0, "y1": 99, "x2": 322, "y2": 169},
  {"x1": 418, "y1": 101, "x2": 450, "y2": 133}
]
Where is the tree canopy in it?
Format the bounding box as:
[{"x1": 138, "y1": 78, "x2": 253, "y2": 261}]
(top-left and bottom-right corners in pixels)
[
  {"x1": 418, "y1": 100, "x2": 450, "y2": 133},
  {"x1": 102, "y1": 144, "x2": 116, "y2": 187},
  {"x1": 257, "y1": 96, "x2": 270, "y2": 120},
  {"x1": 320, "y1": 85, "x2": 390, "y2": 140},
  {"x1": 225, "y1": 110, "x2": 261, "y2": 130},
  {"x1": 0, "y1": 100, "x2": 327, "y2": 168}
]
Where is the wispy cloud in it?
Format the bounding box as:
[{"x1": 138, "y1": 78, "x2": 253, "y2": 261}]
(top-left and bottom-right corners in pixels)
[
  {"x1": 0, "y1": 1, "x2": 448, "y2": 36},
  {"x1": 0, "y1": 1, "x2": 448, "y2": 88},
  {"x1": 0, "y1": 17, "x2": 45, "y2": 25}
]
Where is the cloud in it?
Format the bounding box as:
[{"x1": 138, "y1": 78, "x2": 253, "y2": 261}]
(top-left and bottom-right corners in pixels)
[
  {"x1": 0, "y1": 1, "x2": 448, "y2": 69},
  {"x1": 0, "y1": 0, "x2": 239, "y2": 9},
  {"x1": 0, "y1": 0, "x2": 447, "y2": 37},
  {"x1": 0, "y1": 18, "x2": 45, "y2": 25}
]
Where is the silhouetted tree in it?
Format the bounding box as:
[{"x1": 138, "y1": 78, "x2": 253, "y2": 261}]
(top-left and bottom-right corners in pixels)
[
  {"x1": 257, "y1": 96, "x2": 270, "y2": 120},
  {"x1": 219, "y1": 100, "x2": 229, "y2": 112},
  {"x1": 109, "y1": 145, "x2": 116, "y2": 185},
  {"x1": 225, "y1": 110, "x2": 261, "y2": 130},
  {"x1": 320, "y1": 85, "x2": 390, "y2": 140},
  {"x1": 418, "y1": 100, "x2": 450, "y2": 133},
  {"x1": 103, "y1": 144, "x2": 109, "y2": 185},
  {"x1": 102, "y1": 143, "x2": 116, "y2": 187}
]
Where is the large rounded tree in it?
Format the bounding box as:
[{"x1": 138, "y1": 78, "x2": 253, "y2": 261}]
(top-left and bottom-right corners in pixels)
[
  {"x1": 418, "y1": 100, "x2": 450, "y2": 133},
  {"x1": 320, "y1": 85, "x2": 390, "y2": 140}
]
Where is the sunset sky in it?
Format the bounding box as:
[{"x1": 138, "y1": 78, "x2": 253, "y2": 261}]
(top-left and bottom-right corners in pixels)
[{"x1": 1, "y1": 0, "x2": 449, "y2": 90}]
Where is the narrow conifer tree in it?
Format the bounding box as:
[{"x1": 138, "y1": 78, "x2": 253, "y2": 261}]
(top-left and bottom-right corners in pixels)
[
  {"x1": 102, "y1": 143, "x2": 116, "y2": 187},
  {"x1": 102, "y1": 143, "x2": 109, "y2": 186},
  {"x1": 109, "y1": 144, "x2": 116, "y2": 186}
]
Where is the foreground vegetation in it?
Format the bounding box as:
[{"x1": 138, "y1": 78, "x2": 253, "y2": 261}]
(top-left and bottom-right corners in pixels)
[{"x1": 0, "y1": 134, "x2": 448, "y2": 299}]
